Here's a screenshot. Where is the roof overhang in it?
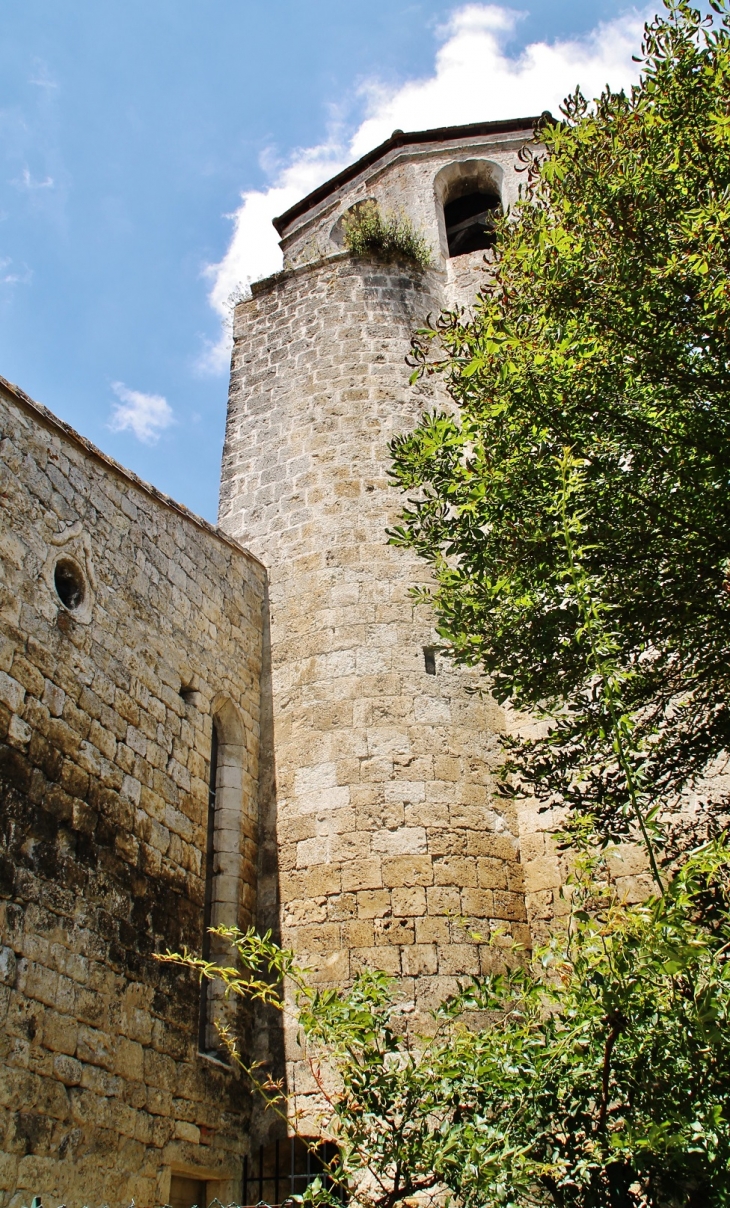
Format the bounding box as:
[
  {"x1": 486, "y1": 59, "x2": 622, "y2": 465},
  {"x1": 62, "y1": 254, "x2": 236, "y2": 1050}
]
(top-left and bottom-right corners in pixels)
[{"x1": 272, "y1": 115, "x2": 544, "y2": 237}]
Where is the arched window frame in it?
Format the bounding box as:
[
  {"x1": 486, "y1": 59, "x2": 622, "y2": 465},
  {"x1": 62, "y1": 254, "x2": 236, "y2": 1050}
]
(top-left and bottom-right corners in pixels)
[
  {"x1": 433, "y1": 158, "x2": 504, "y2": 261},
  {"x1": 329, "y1": 197, "x2": 377, "y2": 250}
]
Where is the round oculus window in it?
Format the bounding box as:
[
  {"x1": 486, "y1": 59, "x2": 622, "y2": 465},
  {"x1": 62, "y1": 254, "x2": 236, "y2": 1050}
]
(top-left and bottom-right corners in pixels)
[{"x1": 54, "y1": 558, "x2": 86, "y2": 611}]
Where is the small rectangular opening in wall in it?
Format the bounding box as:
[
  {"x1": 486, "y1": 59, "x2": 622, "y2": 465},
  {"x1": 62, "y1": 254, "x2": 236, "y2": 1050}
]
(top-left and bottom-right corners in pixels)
[
  {"x1": 169, "y1": 1175, "x2": 210, "y2": 1208},
  {"x1": 423, "y1": 647, "x2": 437, "y2": 675}
]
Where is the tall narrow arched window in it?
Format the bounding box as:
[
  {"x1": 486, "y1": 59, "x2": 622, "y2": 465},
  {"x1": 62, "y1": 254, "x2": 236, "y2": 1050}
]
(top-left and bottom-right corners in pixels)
[
  {"x1": 197, "y1": 697, "x2": 251, "y2": 1061},
  {"x1": 199, "y1": 721, "x2": 219, "y2": 1055}
]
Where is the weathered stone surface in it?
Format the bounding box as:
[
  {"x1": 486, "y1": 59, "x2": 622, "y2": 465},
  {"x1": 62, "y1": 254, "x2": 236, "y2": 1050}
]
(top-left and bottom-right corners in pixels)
[
  {"x1": 219, "y1": 124, "x2": 535, "y2": 1122},
  {"x1": 0, "y1": 379, "x2": 265, "y2": 1207}
]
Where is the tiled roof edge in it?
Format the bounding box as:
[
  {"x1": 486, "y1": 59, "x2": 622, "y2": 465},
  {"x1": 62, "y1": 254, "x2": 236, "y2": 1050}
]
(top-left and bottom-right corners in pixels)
[{"x1": 273, "y1": 115, "x2": 543, "y2": 236}]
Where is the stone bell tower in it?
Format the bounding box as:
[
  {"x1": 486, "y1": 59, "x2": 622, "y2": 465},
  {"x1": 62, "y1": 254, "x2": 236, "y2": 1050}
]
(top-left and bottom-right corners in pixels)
[{"x1": 218, "y1": 117, "x2": 541, "y2": 1127}]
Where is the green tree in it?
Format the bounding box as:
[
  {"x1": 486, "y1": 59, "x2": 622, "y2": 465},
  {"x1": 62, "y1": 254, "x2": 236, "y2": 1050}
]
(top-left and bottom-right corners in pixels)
[
  {"x1": 164, "y1": 843, "x2": 730, "y2": 1207},
  {"x1": 390, "y1": 1, "x2": 730, "y2": 862}
]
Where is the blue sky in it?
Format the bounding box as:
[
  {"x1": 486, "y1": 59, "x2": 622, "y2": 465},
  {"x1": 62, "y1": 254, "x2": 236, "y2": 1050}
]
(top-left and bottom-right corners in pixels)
[{"x1": 0, "y1": 1, "x2": 652, "y2": 521}]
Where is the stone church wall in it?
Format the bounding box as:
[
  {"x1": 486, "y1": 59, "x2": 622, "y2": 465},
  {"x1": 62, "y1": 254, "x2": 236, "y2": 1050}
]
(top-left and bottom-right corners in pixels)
[{"x1": 0, "y1": 379, "x2": 266, "y2": 1208}]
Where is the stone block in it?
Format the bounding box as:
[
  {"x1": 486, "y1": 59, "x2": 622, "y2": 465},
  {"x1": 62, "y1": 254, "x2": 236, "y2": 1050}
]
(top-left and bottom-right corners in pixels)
[
  {"x1": 299, "y1": 864, "x2": 343, "y2": 897},
  {"x1": 290, "y1": 922, "x2": 342, "y2": 958},
  {"x1": 114, "y1": 1037, "x2": 144, "y2": 1082},
  {"x1": 433, "y1": 856, "x2": 477, "y2": 888},
  {"x1": 0, "y1": 1152, "x2": 19, "y2": 1191},
  {"x1": 371, "y1": 826, "x2": 426, "y2": 855},
  {"x1": 426, "y1": 885, "x2": 461, "y2": 916},
  {"x1": 0, "y1": 671, "x2": 25, "y2": 714},
  {"x1": 374, "y1": 917, "x2": 414, "y2": 945},
  {"x1": 438, "y1": 944, "x2": 480, "y2": 976},
  {"x1": 401, "y1": 944, "x2": 438, "y2": 976},
  {"x1": 53, "y1": 1053, "x2": 82, "y2": 1085},
  {"x1": 381, "y1": 855, "x2": 433, "y2": 888},
  {"x1": 493, "y1": 891, "x2": 528, "y2": 922},
  {"x1": 77, "y1": 1025, "x2": 115, "y2": 1071},
  {"x1": 147, "y1": 1086, "x2": 173, "y2": 1117},
  {"x1": 460, "y1": 888, "x2": 494, "y2": 918},
  {"x1": 341, "y1": 858, "x2": 383, "y2": 892},
  {"x1": 476, "y1": 857, "x2": 509, "y2": 889},
  {"x1": 357, "y1": 889, "x2": 391, "y2": 918},
  {"x1": 350, "y1": 946, "x2": 401, "y2": 975},
  {"x1": 0, "y1": 947, "x2": 16, "y2": 987},
  {"x1": 522, "y1": 856, "x2": 562, "y2": 894},
  {"x1": 284, "y1": 898, "x2": 328, "y2": 926},
  {"x1": 174, "y1": 1120, "x2": 201, "y2": 1144},
  {"x1": 391, "y1": 886, "x2": 426, "y2": 917},
  {"x1": 42, "y1": 1012, "x2": 77, "y2": 1055},
  {"x1": 7, "y1": 714, "x2": 31, "y2": 749},
  {"x1": 415, "y1": 916, "x2": 450, "y2": 946}
]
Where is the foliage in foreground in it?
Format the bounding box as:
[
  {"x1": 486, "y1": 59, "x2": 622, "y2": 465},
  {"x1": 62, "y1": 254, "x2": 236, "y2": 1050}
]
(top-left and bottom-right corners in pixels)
[
  {"x1": 390, "y1": 1, "x2": 730, "y2": 859},
  {"x1": 164, "y1": 842, "x2": 730, "y2": 1208},
  {"x1": 342, "y1": 200, "x2": 433, "y2": 269}
]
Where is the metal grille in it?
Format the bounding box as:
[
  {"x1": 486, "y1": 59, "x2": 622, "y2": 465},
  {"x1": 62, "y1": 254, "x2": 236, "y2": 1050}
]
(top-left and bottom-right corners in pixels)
[{"x1": 241, "y1": 1138, "x2": 342, "y2": 1208}]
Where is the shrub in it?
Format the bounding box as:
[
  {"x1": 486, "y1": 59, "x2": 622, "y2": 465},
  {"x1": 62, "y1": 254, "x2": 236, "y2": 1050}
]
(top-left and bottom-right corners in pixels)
[{"x1": 342, "y1": 201, "x2": 432, "y2": 269}]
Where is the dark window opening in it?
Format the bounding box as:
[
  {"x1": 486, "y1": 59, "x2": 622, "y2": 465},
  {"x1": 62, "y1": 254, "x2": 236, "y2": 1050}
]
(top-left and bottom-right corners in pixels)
[
  {"x1": 54, "y1": 558, "x2": 85, "y2": 611},
  {"x1": 444, "y1": 190, "x2": 500, "y2": 257},
  {"x1": 424, "y1": 647, "x2": 437, "y2": 676},
  {"x1": 199, "y1": 723, "x2": 223, "y2": 1058},
  {"x1": 242, "y1": 1139, "x2": 343, "y2": 1208}
]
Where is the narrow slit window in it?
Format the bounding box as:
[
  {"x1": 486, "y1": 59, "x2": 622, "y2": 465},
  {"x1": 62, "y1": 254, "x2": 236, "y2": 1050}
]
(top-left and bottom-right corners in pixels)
[
  {"x1": 424, "y1": 647, "x2": 437, "y2": 676},
  {"x1": 198, "y1": 722, "x2": 218, "y2": 1055},
  {"x1": 196, "y1": 699, "x2": 247, "y2": 1065}
]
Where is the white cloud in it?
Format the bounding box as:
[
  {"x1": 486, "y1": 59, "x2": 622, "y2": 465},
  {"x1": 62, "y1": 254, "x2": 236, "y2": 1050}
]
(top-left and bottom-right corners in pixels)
[
  {"x1": 197, "y1": 141, "x2": 349, "y2": 373},
  {"x1": 29, "y1": 74, "x2": 58, "y2": 90},
  {"x1": 0, "y1": 256, "x2": 32, "y2": 286},
  {"x1": 108, "y1": 381, "x2": 174, "y2": 445},
  {"x1": 200, "y1": 3, "x2": 652, "y2": 374},
  {"x1": 13, "y1": 167, "x2": 55, "y2": 190},
  {"x1": 29, "y1": 58, "x2": 58, "y2": 90},
  {"x1": 351, "y1": 5, "x2": 647, "y2": 156}
]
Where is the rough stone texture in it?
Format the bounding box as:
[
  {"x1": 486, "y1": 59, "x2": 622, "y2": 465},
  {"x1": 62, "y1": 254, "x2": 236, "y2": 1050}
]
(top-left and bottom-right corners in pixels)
[
  {"x1": 0, "y1": 380, "x2": 265, "y2": 1207},
  {"x1": 219, "y1": 139, "x2": 531, "y2": 1123}
]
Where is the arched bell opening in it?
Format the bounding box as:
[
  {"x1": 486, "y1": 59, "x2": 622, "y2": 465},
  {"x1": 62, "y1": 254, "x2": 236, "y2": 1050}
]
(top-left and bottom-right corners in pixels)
[
  {"x1": 434, "y1": 159, "x2": 504, "y2": 260},
  {"x1": 444, "y1": 188, "x2": 501, "y2": 255}
]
